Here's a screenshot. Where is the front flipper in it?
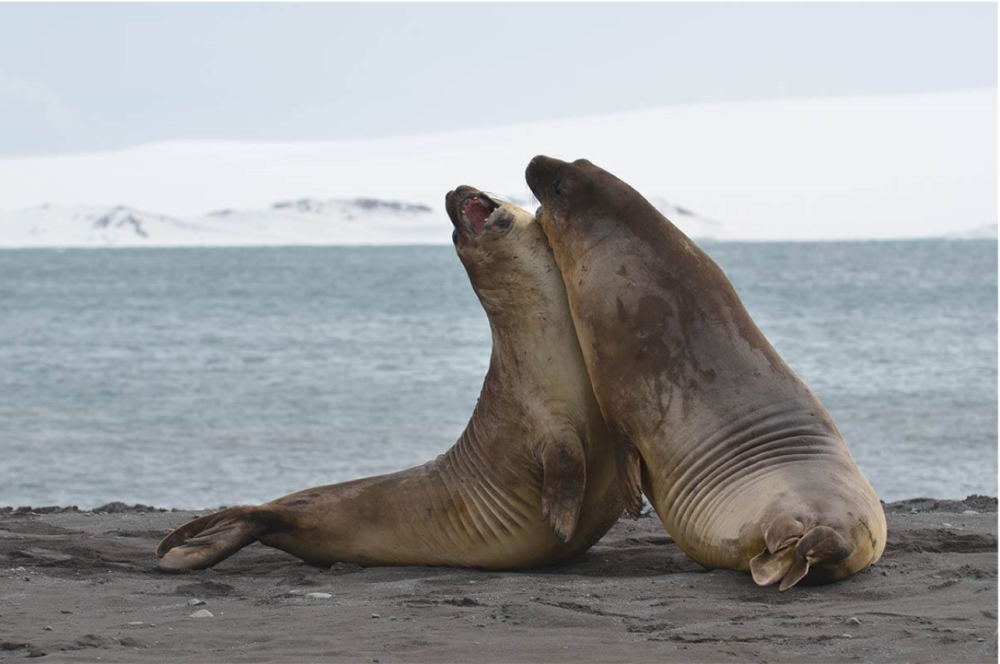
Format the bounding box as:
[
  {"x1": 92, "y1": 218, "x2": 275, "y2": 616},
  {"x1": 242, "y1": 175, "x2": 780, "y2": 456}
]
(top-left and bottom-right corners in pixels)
[
  {"x1": 539, "y1": 432, "x2": 587, "y2": 543},
  {"x1": 156, "y1": 506, "x2": 269, "y2": 571},
  {"x1": 615, "y1": 436, "x2": 645, "y2": 519}
]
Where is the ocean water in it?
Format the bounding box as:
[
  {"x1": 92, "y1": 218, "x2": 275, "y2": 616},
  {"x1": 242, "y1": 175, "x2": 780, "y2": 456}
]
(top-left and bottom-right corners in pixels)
[{"x1": 0, "y1": 241, "x2": 995, "y2": 508}]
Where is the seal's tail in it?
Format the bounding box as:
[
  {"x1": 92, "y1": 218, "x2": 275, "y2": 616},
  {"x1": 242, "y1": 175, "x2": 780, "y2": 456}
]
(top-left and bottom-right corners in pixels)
[
  {"x1": 156, "y1": 506, "x2": 272, "y2": 571},
  {"x1": 748, "y1": 515, "x2": 852, "y2": 592}
]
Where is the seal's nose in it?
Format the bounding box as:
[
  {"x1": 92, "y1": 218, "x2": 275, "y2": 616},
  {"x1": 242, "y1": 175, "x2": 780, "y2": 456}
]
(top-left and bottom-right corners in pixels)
[
  {"x1": 525, "y1": 155, "x2": 560, "y2": 199},
  {"x1": 526, "y1": 155, "x2": 551, "y2": 179},
  {"x1": 446, "y1": 185, "x2": 478, "y2": 228}
]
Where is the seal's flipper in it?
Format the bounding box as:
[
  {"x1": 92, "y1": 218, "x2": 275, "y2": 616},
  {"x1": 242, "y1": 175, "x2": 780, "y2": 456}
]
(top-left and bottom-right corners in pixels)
[
  {"x1": 787, "y1": 525, "x2": 852, "y2": 589},
  {"x1": 614, "y1": 436, "x2": 645, "y2": 518},
  {"x1": 750, "y1": 519, "x2": 853, "y2": 591},
  {"x1": 778, "y1": 557, "x2": 811, "y2": 592},
  {"x1": 156, "y1": 506, "x2": 266, "y2": 571},
  {"x1": 749, "y1": 543, "x2": 796, "y2": 586},
  {"x1": 539, "y1": 433, "x2": 587, "y2": 543},
  {"x1": 764, "y1": 514, "x2": 804, "y2": 553}
]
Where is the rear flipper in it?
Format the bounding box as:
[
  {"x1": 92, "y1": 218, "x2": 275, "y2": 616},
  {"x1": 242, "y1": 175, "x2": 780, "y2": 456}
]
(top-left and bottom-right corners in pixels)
[
  {"x1": 156, "y1": 506, "x2": 272, "y2": 571},
  {"x1": 749, "y1": 516, "x2": 852, "y2": 592}
]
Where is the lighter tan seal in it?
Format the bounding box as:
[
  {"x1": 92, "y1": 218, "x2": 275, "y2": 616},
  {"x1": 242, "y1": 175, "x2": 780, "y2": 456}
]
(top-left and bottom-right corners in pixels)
[
  {"x1": 156, "y1": 188, "x2": 621, "y2": 571},
  {"x1": 526, "y1": 156, "x2": 886, "y2": 591}
]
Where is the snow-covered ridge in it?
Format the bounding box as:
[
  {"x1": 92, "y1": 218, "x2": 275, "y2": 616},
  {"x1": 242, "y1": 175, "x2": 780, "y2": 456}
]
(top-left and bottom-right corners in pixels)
[
  {"x1": 0, "y1": 89, "x2": 994, "y2": 244},
  {"x1": 0, "y1": 197, "x2": 724, "y2": 248},
  {"x1": 0, "y1": 199, "x2": 441, "y2": 247},
  {"x1": 945, "y1": 224, "x2": 998, "y2": 240}
]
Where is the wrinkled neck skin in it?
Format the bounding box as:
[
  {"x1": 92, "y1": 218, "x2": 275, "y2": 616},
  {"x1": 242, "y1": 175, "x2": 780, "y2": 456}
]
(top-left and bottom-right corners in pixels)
[
  {"x1": 476, "y1": 254, "x2": 594, "y2": 406},
  {"x1": 540, "y1": 205, "x2": 883, "y2": 569}
]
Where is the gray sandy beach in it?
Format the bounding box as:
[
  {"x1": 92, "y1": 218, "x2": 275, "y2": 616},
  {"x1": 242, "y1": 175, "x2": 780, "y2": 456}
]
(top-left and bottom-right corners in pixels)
[{"x1": 0, "y1": 497, "x2": 995, "y2": 663}]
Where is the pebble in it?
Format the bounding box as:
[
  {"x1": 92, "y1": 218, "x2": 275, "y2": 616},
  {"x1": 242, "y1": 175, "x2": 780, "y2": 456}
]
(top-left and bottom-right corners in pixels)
[
  {"x1": 963, "y1": 510, "x2": 979, "y2": 515},
  {"x1": 189, "y1": 609, "x2": 214, "y2": 618},
  {"x1": 941, "y1": 522, "x2": 954, "y2": 528},
  {"x1": 305, "y1": 592, "x2": 332, "y2": 599},
  {"x1": 371, "y1": 613, "x2": 381, "y2": 619},
  {"x1": 841, "y1": 634, "x2": 852, "y2": 639},
  {"x1": 43, "y1": 626, "x2": 53, "y2": 631},
  {"x1": 845, "y1": 616, "x2": 861, "y2": 626},
  {"x1": 910, "y1": 508, "x2": 918, "y2": 514},
  {"x1": 187, "y1": 598, "x2": 206, "y2": 606}
]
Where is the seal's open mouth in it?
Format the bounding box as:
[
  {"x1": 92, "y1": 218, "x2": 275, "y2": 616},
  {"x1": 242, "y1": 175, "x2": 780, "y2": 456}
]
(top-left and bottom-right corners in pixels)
[{"x1": 461, "y1": 194, "x2": 500, "y2": 236}]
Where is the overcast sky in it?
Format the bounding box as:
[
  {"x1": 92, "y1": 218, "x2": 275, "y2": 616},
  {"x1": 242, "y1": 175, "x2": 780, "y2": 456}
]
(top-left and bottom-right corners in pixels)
[{"x1": 0, "y1": 3, "x2": 996, "y2": 157}]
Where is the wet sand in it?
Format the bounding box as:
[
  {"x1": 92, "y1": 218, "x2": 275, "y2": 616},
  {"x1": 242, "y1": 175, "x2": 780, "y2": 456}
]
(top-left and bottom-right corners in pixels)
[{"x1": 0, "y1": 497, "x2": 995, "y2": 663}]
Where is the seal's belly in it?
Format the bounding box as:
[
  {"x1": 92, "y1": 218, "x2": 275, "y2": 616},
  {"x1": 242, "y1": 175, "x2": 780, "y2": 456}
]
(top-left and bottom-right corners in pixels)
[{"x1": 639, "y1": 401, "x2": 884, "y2": 572}]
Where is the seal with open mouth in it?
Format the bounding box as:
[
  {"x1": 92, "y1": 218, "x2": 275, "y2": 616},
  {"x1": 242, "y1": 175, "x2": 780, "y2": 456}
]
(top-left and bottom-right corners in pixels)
[
  {"x1": 525, "y1": 155, "x2": 886, "y2": 591},
  {"x1": 156, "y1": 188, "x2": 621, "y2": 571}
]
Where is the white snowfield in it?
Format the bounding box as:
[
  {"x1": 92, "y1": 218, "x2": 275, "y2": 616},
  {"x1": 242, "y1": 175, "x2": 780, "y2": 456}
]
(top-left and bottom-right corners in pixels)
[{"x1": 0, "y1": 89, "x2": 994, "y2": 247}]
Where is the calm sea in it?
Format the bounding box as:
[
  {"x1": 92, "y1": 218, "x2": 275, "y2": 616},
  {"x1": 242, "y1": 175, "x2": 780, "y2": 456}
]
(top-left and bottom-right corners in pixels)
[{"x1": 0, "y1": 241, "x2": 995, "y2": 508}]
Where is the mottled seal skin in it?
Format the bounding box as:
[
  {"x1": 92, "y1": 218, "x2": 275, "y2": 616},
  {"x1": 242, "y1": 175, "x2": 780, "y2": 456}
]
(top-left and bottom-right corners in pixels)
[
  {"x1": 156, "y1": 189, "x2": 621, "y2": 572},
  {"x1": 525, "y1": 156, "x2": 886, "y2": 591}
]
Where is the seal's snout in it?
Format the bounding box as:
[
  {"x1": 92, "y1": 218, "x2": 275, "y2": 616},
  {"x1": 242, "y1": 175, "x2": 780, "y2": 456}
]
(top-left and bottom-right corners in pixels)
[
  {"x1": 525, "y1": 155, "x2": 573, "y2": 209},
  {"x1": 525, "y1": 155, "x2": 556, "y2": 199},
  {"x1": 446, "y1": 186, "x2": 508, "y2": 239}
]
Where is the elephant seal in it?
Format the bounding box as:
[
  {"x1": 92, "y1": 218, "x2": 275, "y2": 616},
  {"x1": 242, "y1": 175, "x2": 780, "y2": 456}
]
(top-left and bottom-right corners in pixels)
[
  {"x1": 525, "y1": 156, "x2": 886, "y2": 591},
  {"x1": 156, "y1": 188, "x2": 621, "y2": 571}
]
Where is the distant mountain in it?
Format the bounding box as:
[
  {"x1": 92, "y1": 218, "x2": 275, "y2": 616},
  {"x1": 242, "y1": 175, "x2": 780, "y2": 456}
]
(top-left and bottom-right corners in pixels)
[
  {"x1": 649, "y1": 197, "x2": 725, "y2": 241},
  {"x1": 0, "y1": 194, "x2": 721, "y2": 248},
  {"x1": 945, "y1": 223, "x2": 998, "y2": 240},
  {"x1": 0, "y1": 199, "x2": 441, "y2": 248},
  {"x1": 0, "y1": 89, "x2": 993, "y2": 243},
  {"x1": 0, "y1": 205, "x2": 197, "y2": 247}
]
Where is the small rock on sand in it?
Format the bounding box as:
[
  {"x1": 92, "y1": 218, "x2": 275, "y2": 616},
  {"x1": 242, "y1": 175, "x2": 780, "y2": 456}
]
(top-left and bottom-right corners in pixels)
[
  {"x1": 305, "y1": 592, "x2": 332, "y2": 599},
  {"x1": 845, "y1": 617, "x2": 861, "y2": 626},
  {"x1": 187, "y1": 598, "x2": 206, "y2": 606},
  {"x1": 189, "y1": 609, "x2": 214, "y2": 618},
  {"x1": 371, "y1": 613, "x2": 381, "y2": 619}
]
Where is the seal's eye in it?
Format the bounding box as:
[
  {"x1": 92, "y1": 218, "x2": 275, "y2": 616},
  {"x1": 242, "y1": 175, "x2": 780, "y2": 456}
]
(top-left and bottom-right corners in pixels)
[
  {"x1": 552, "y1": 178, "x2": 565, "y2": 201},
  {"x1": 452, "y1": 229, "x2": 458, "y2": 245}
]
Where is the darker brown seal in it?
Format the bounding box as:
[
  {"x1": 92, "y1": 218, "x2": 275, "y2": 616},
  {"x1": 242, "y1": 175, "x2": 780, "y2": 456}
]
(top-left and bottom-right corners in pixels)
[{"x1": 525, "y1": 156, "x2": 886, "y2": 590}]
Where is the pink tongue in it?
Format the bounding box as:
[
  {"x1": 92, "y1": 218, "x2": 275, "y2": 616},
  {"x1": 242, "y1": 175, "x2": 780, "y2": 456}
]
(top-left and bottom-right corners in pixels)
[{"x1": 462, "y1": 198, "x2": 491, "y2": 234}]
